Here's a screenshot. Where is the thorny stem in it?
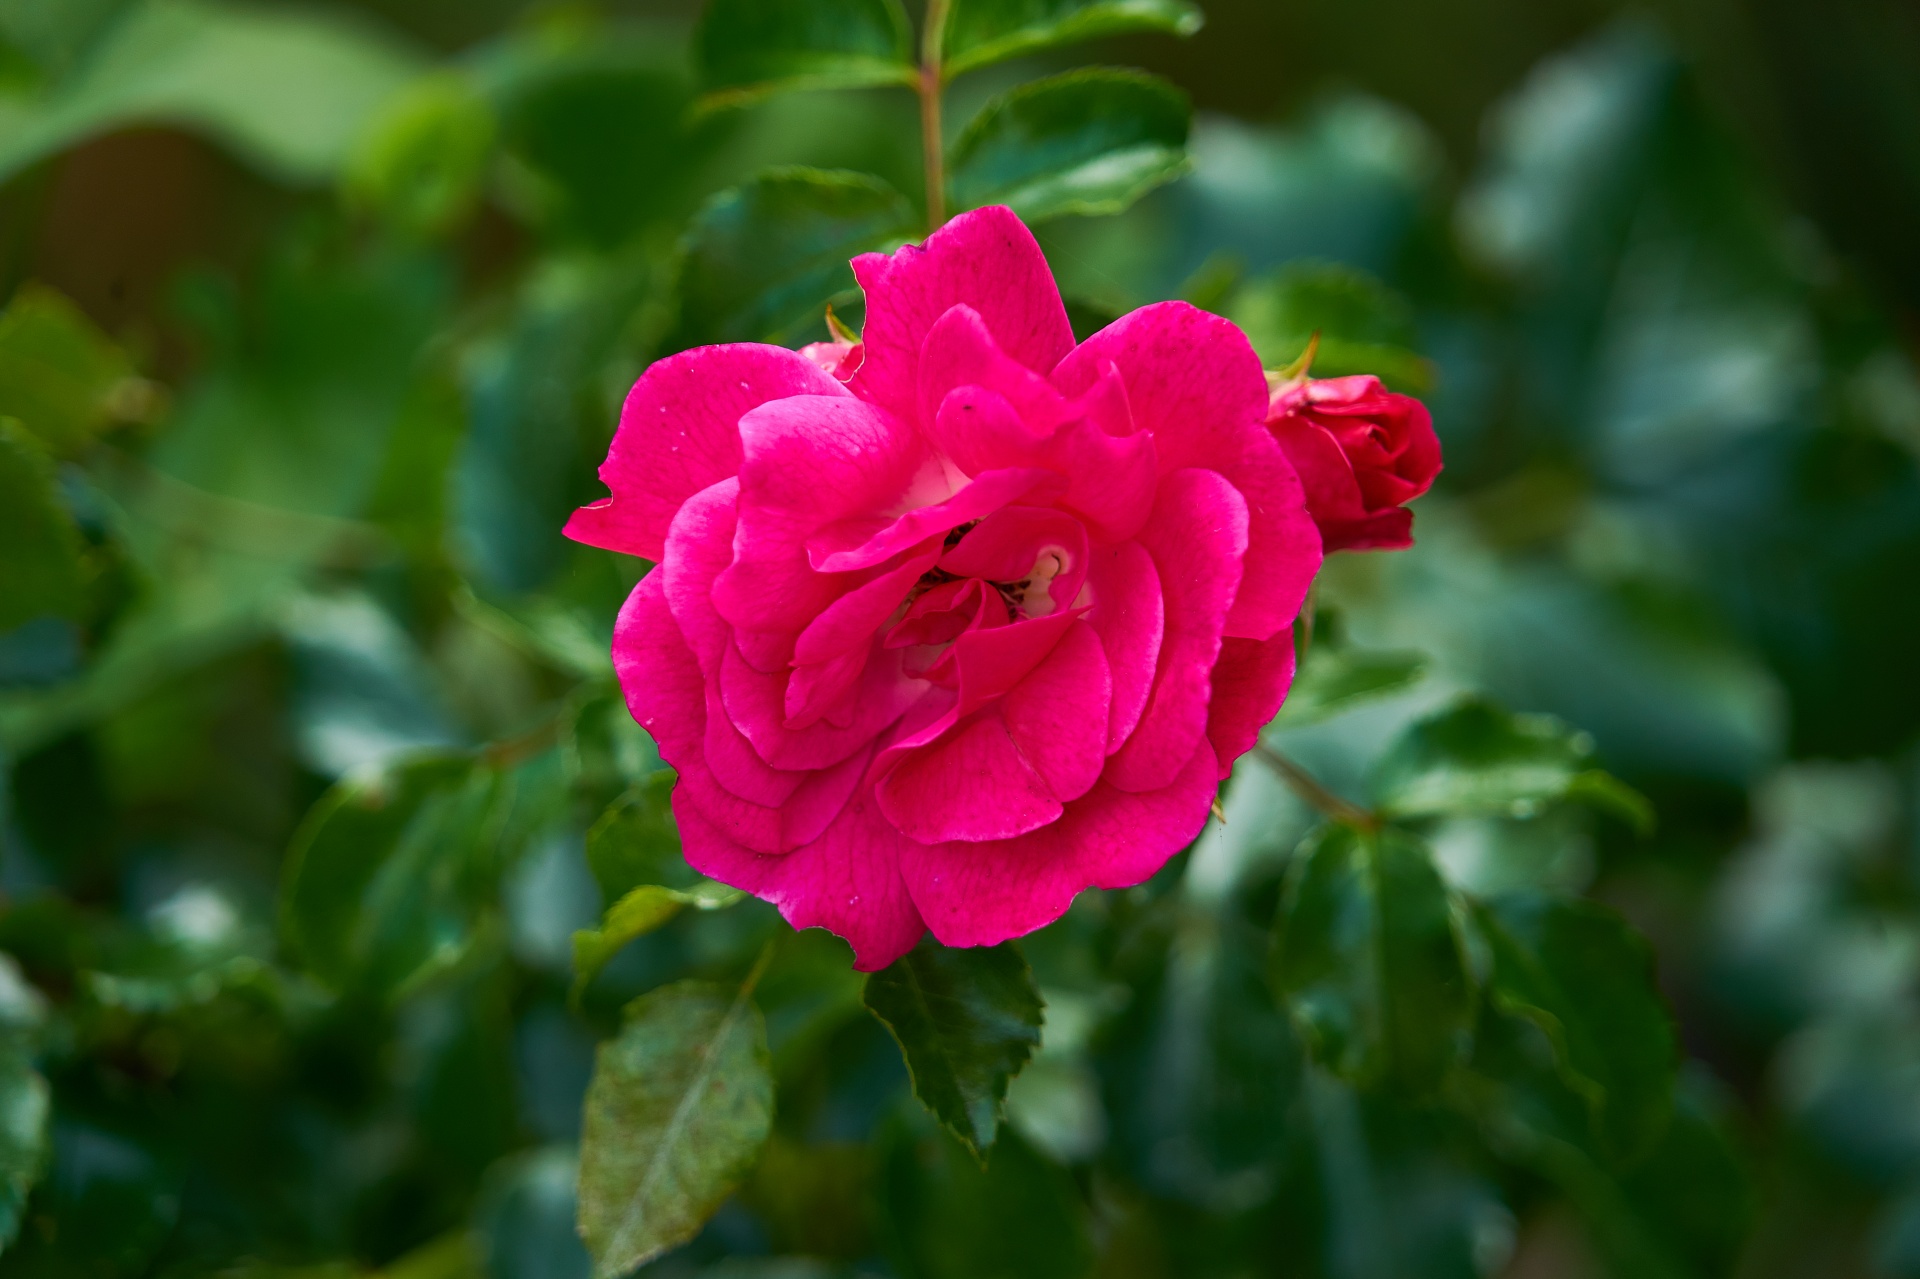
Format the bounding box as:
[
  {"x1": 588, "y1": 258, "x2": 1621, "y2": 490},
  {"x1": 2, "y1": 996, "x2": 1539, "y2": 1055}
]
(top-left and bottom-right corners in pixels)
[
  {"x1": 920, "y1": 0, "x2": 950, "y2": 230},
  {"x1": 1255, "y1": 744, "x2": 1378, "y2": 831}
]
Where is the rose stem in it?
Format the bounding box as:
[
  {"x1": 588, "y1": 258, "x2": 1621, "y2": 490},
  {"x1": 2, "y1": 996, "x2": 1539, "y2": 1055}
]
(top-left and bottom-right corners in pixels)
[
  {"x1": 1254, "y1": 744, "x2": 1379, "y2": 831},
  {"x1": 919, "y1": 0, "x2": 950, "y2": 231}
]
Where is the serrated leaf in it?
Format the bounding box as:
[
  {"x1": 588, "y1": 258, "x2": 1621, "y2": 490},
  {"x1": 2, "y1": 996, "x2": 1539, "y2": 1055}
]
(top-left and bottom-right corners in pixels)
[
  {"x1": 864, "y1": 937, "x2": 1044, "y2": 1161},
  {"x1": 942, "y1": 0, "x2": 1202, "y2": 78},
  {"x1": 947, "y1": 68, "x2": 1191, "y2": 223},
  {"x1": 571, "y1": 881, "x2": 745, "y2": 1005},
  {"x1": 1272, "y1": 823, "x2": 1472, "y2": 1092},
  {"x1": 577, "y1": 978, "x2": 774, "y2": 1278},
  {"x1": 586, "y1": 772, "x2": 691, "y2": 905},
  {"x1": 280, "y1": 750, "x2": 567, "y2": 998},
  {"x1": 0, "y1": 284, "x2": 131, "y2": 456},
  {"x1": 674, "y1": 168, "x2": 914, "y2": 347},
  {"x1": 696, "y1": 0, "x2": 916, "y2": 107},
  {"x1": 1228, "y1": 261, "x2": 1433, "y2": 393},
  {"x1": 0, "y1": 418, "x2": 86, "y2": 632},
  {"x1": 1478, "y1": 895, "x2": 1677, "y2": 1164},
  {"x1": 1274, "y1": 643, "x2": 1427, "y2": 727},
  {"x1": 1372, "y1": 696, "x2": 1653, "y2": 831}
]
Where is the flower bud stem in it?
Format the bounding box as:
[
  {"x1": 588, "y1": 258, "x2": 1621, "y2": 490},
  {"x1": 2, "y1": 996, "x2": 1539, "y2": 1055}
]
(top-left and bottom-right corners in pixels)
[
  {"x1": 1255, "y1": 744, "x2": 1378, "y2": 831},
  {"x1": 920, "y1": 0, "x2": 950, "y2": 230}
]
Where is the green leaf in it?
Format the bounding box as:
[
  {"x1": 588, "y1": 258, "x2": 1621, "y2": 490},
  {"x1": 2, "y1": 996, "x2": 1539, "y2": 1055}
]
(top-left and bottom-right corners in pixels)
[
  {"x1": 570, "y1": 881, "x2": 745, "y2": 1005},
  {"x1": 674, "y1": 168, "x2": 914, "y2": 347},
  {"x1": 1478, "y1": 895, "x2": 1677, "y2": 1163},
  {"x1": 1228, "y1": 260, "x2": 1433, "y2": 392},
  {"x1": 586, "y1": 772, "x2": 691, "y2": 905},
  {"x1": 0, "y1": 283, "x2": 132, "y2": 456},
  {"x1": 1272, "y1": 823, "x2": 1473, "y2": 1092},
  {"x1": 942, "y1": 0, "x2": 1202, "y2": 78},
  {"x1": 0, "y1": 956, "x2": 50, "y2": 1254},
  {"x1": 577, "y1": 977, "x2": 775, "y2": 1278},
  {"x1": 343, "y1": 71, "x2": 497, "y2": 238},
  {"x1": 280, "y1": 750, "x2": 566, "y2": 998},
  {"x1": 948, "y1": 69, "x2": 1191, "y2": 223},
  {"x1": 0, "y1": 418, "x2": 86, "y2": 631},
  {"x1": 0, "y1": 0, "x2": 425, "y2": 185},
  {"x1": 1274, "y1": 642, "x2": 1427, "y2": 727},
  {"x1": 1371, "y1": 696, "x2": 1653, "y2": 831},
  {"x1": 878, "y1": 1121, "x2": 1092, "y2": 1279},
  {"x1": 863, "y1": 936, "x2": 1044, "y2": 1161},
  {"x1": 696, "y1": 0, "x2": 916, "y2": 107}
]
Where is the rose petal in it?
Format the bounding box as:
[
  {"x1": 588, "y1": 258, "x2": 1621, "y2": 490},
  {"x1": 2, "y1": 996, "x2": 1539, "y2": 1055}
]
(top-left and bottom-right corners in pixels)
[
  {"x1": 1086, "y1": 541, "x2": 1163, "y2": 754},
  {"x1": 1205, "y1": 630, "x2": 1297, "y2": 779},
  {"x1": 1001, "y1": 619, "x2": 1111, "y2": 803},
  {"x1": 876, "y1": 710, "x2": 1061, "y2": 843}
]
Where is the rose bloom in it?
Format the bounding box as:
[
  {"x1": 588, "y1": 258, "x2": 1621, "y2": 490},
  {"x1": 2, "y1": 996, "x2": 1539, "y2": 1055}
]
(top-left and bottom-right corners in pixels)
[
  {"x1": 567, "y1": 206, "x2": 1322, "y2": 970},
  {"x1": 1264, "y1": 373, "x2": 1441, "y2": 553}
]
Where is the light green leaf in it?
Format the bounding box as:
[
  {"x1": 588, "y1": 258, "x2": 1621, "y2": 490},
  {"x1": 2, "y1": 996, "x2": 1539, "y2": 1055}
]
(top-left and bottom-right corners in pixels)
[
  {"x1": 577, "y1": 978, "x2": 775, "y2": 1277},
  {"x1": 0, "y1": 0, "x2": 425, "y2": 185},
  {"x1": 942, "y1": 0, "x2": 1202, "y2": 78},
  {"x1": 696, "y1": 0, "x2": 916, "y2": 107},
  {"x1": 1478, "y1": 895, "x2": 1677, "y2": 1164},
  {"x1": 948, "y1": 68, "x2": 1191, "y2": 223},
  {"x1": 1228, "y1": 260, "x2": 1434, "y2": 392},
  {"x1": 0, "y1": 283, "x2": 132, "y2": 456},
  {"x1": 863, "y1": 937, "x2": 1044, "y2": 1161},
  {"x1": 343, "y1": 71, "x2": 497, "y2": 238},
  {"x1": 1272, "y1": 823, "x2": 1473, "y2": 1092},
  {"x1": 1372, "y1": 696, "x2": 1654, "y2": 832},
  {"x1": 0, "y1": 418, "x2": 86, "y2": 631},
  {"x1": 570, "y1": 881, "x2": 745, "y2": 1005},
  {"x1": 1274, "y1": 643, "x2": 1427, "y2": 727},
  {"x1": 674, "y1": 167, "x2": 914, "y2": 347}
]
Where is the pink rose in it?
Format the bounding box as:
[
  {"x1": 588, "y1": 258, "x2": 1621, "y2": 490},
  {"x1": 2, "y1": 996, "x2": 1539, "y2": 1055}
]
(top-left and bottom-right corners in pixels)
[
  {"x1": 566, "y1": 207, "x2": 1321, "y2": 969},
  {"x1": 1264, "y1": 374, "x2": 1441, "y2": 553}
]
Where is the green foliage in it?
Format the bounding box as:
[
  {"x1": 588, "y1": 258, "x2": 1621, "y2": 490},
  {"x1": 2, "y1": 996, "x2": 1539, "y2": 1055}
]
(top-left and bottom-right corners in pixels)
[
  {"x1": 1478, "y1": 895, "x2": 1677, "y2": 1164},
  {"x1": 0, "y1": 958, "x2": 49, "y2": 1251},
  {"x1": 878, "y1": 1121, "x2": 1092, "y2": 1279},
  {"x1": 585, "y1": 772, "x2": 688, "y2": 905},
  {"x1": 0, "y1": 419, "x2": 85, "y2": 631},
  {"x1": 1274, "y1": 823, "x2": 1473, "y2": 1092},
  {"x1": 948, "y1": 69, "x2": 1191, "y2": 222},
  {"x1": 0, "y1": 283, "x2": 131, "y2": 456},
  {"x1": 343, "y1": 73, "x2": 498, "y2": 238},
  {"x1": 674, "y1": 168, "x2": 914, "y2": 346},
  {"x1": 696, "y1": 0, "x2": 916, "y2": 107},
  {"x1": 572, "y1": 881, "x2": 745, "y2": 1005},
  {"x1": 941, "y1": 0, "x2": 1203, "y2": 77},
  {"x1": 1228, "y1": 260, "x2": 1434, "y2": 392},
  {"x1": 1273, "y1": 636, "x2": 1427, "y2": 727},
  {"x1": 1373, "y1": 696, "x2": 1654, "y2": 832},
  {"x1": 577, "y1": 976, "x2": 775, "y2": 1278},
  {"x1": 863, "y1": 937, "x2": 1044, "y2": 1161}
]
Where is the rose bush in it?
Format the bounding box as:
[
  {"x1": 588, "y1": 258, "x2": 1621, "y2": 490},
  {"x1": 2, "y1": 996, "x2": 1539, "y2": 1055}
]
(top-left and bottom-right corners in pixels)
[
  {"x1": 567, "y1": 206, "x2": 1323, "y2": 969},
  {"x1": 1265, "y1": 373, "x2": 1442, "y2": 552}
]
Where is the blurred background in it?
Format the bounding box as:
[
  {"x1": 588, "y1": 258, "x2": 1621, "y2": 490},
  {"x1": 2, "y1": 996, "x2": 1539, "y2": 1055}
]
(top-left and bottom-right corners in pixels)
[{"x1": 3, "y1": 0, "x2": 1920, "y2": 1276}]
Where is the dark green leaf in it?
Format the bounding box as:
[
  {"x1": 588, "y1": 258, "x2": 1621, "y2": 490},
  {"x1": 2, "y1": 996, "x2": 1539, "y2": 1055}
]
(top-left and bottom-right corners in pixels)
[
  {"x1": 696, "y1": 0, "x2": 915, "y2": 106},
  {"x1": 1478, "y1": 895, "x2": 1676, "y2": 1163},
  {"x1": 0, "y1": 283, "x2": 130, "y2": 456},
  {"x1": 0, "y1": 0, "x2": 424, "y2": 184},
  {"x1": 1274, "y1": 642, "x2": 1427, "y2": 727},
  {"x1": 0, "y1": 419, "x2": 86, "y2": 631},
  {"x1": 586, "y1": 772, "x2": 691, "y2": 904},
  {"x1": 280, "y1": 750, "x2": 566, "y2": 998},
  {"x1": 942, "y1": 0, "x2": 1202, "y2": 78},
  {"x1": 948, "y1": 69, "x2": 1191, "y2": 223},
  {"x1": 1372, "y1": 696, "x2": 1653, "y2": 832},
  {"x1": 878, "y1": 1120, "x2": 1092, "y2": 1279},
  {"x1": 1273, "y1": 823, "x2": 1472, "y2": 1092},
  {"x1": 863, "y1": 937, "x2": 1044, "y2": 1161},
  {"x1": 0, "y1": 957, "x2": 49, "y2": 1253},
  {"x1": 674, "y1": 167, "x2": 914, "y2": 347},
  {"x1": 1228, "y1": 261, "x2": 1434, "y2": 392},
  {"x1": 577, "y1": 978, "x2": 775, "y2": 1277},
  {"x1": 571, "y1": 881, "x2": 745, "y2": 1004}
]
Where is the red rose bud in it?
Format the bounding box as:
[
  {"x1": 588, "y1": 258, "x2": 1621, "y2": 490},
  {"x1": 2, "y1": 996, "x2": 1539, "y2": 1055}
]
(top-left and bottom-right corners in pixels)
[{"x1": 1264, "y1": 374, "x2": 1442, "y2": 553}]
